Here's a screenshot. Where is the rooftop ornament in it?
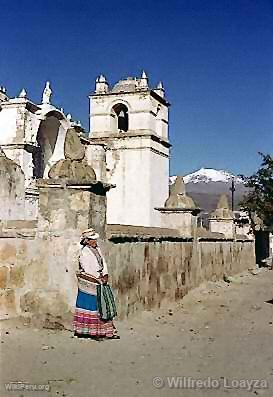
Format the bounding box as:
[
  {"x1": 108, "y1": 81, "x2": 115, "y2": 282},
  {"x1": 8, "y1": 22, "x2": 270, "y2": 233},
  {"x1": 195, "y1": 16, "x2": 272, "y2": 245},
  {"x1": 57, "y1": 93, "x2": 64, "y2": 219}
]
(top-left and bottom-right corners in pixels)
[
  {"x1": 18, "y1": 88, "x2": 27, "y2": 98},
  {"x1": 210, "y1": 194, "x2": 233, "y2": 220},
  {"x1": 164, "y1": 176, "x2": 197, "y2": 210},
  {"x1": 42, "y1": 81, "x2": 52, "y2": 105}
]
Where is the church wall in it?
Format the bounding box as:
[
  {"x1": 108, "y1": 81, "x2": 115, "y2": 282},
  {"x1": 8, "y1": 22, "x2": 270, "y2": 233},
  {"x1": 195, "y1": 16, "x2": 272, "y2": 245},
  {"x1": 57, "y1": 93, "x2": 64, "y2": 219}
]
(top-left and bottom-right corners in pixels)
[
  {"x1": 129, "y1": 111, "x2": 154, "y2": 133},
  {"x1": 149, "y1": 150, "x2": 169, "y2": 226},
  {"x1": 0, "y1": 232, "x2": 254, "y2": 324},
  {"x1": 105, "y1": 135, "x2": 169, "y2": 227},
  {"x1": 106, "y1": 147, "x2": 152, "y2": 226},
  {"x1": 85, "y1": 144, "x2": 106, "y2": 181},
  {"x1": 0, "y1": 101, "x2": 38, "y2": 148},
  {"x1": 4, "y1": 148, "x2": 34, "y2": 186},
  {"x1": 90, "y1": 113, "x2": 112, "y2": 135},
  {"x1": 0, "y1": 106, "x2": 18, "y2": 144}
]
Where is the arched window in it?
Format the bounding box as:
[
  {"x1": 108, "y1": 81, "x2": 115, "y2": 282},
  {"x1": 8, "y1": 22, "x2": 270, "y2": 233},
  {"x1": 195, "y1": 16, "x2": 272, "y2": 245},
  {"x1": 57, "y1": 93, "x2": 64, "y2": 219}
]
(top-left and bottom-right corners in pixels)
[
  {"x1": 111, "y1": 103, "x2": 129, "y2": 132},
  {"x1": 33, "y1": 115, "x2": 60, "y2": 178}
]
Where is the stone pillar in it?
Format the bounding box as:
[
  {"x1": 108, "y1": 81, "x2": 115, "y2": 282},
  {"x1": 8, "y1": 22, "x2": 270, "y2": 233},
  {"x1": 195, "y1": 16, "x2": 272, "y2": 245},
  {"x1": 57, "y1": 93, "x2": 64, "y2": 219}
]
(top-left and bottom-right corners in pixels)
[
  {"x1": 155, "y1": 176, "x2": 200, "y2": 237},
  {"x1": 0, "y1": 147, "x2": 25, "y2": 220},
  {"x1": 37, "y1": 180, "x2": 110, "y2": 239},
  {"x1": 38, "y1": 127, "x2": 113, "y2": 238},
  {"x1": 208, "y1": 194, "x2": 234, "y2": 238},
  {"x1": 0, "y1": 97, "x2": 40, "y2": 187}
]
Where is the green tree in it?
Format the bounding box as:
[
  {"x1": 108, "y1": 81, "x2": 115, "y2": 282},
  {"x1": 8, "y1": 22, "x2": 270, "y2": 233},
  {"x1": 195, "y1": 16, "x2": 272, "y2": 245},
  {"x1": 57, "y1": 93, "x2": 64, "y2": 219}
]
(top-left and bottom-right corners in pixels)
[{"x1": 240, "y1": 153, "x2": 273, "y2": 230}]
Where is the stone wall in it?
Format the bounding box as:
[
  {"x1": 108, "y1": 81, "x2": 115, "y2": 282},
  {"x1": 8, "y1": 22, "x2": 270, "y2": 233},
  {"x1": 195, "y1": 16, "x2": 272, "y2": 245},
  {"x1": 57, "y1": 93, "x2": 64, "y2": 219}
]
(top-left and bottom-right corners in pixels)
[
  {"x1": 0, "y1": 231, "x2": 79, "y2": 322},
  {"x1": 37, "y1": 180, "x2": 107, "y2": 239},
  {"x1": 0, "y1": 228, "x2": 255, "y2": 323},
  {"x1": 105, "y1": 237, "x2": 255, "y2": 318}
]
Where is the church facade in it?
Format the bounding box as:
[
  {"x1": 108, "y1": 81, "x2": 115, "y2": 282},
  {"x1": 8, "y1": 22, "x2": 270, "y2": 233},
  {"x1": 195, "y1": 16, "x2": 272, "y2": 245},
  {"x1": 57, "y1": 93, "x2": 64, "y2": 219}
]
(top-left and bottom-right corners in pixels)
[{"x1": 0, "y1": 72, "x2": 171, "y2": 227}]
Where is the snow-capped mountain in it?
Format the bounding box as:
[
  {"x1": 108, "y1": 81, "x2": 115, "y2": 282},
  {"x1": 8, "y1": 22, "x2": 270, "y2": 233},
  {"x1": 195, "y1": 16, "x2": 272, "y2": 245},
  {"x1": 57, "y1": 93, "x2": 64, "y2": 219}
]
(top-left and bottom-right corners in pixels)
[
  {"x1": 170, "y1": 168, "x2": 247, "y2": 213},
  {"x1": 170, "y1": 168, "x2": 243, "y2": 185}
]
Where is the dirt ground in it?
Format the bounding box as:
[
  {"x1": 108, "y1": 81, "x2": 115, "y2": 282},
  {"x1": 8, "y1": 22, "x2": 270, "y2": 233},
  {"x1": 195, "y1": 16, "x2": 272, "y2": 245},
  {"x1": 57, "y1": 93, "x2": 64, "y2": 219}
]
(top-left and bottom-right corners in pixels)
[{"x1": 1, "y1": 268, "x2": 273, "y2": 397}]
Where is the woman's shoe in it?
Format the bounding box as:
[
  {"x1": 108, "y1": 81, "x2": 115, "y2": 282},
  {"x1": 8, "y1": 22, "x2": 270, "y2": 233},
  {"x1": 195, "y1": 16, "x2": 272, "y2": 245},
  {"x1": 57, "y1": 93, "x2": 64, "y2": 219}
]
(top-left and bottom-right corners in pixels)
[
  {"x1": 74, "y1": 332, "x2": 102, "y2": 341},
  {"x1": 105, "y1": 335, "x2": 120, "y2": 340}
]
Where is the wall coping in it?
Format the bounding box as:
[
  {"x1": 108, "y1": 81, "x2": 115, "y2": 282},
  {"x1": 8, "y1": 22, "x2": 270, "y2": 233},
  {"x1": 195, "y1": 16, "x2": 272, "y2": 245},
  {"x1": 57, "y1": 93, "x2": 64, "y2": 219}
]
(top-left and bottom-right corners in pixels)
[
  {"x1": 155, "y1": 207, "x2": 201, "y2": 215},
  {"x1": 36, "y1": 179, "x2": 114, "y2": 191},
  {"x1": 0, "y1": 230, "x2": 36, "y2": 239},
  {"x1": 0, "y1": 231, "x2": 254, "y2": 243},
  {"x1": 108, "y1": 235, "x2": 193, "y2": 243}
]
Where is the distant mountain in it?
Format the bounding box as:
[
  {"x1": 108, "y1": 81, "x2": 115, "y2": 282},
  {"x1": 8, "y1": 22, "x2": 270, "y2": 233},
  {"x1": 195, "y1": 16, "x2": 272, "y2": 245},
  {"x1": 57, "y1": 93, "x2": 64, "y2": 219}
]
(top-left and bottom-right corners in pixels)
[
  {"x1": 183, "y1": 168, "x2": 243, "y2": 184},
  {"x1": 170, "y1": 168, "x2": 248, "y2": 214}
]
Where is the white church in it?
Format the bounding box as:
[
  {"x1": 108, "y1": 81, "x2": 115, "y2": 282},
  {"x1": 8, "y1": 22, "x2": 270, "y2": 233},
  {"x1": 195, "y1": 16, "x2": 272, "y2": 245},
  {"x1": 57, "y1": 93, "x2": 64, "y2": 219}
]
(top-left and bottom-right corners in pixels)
[{"x1": 0, "y1": 72, "x2": 171, "y2": 227}]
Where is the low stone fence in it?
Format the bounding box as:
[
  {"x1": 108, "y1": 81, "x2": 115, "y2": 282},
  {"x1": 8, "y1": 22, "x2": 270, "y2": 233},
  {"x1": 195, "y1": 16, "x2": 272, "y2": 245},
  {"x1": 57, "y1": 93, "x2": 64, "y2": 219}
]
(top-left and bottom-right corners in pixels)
[
  {"x1": 105, "y1": 236, "x2": 255, "y2": 318},
  {"x1": 0, "y1": 228, "x2": 255, "y2": 323}
]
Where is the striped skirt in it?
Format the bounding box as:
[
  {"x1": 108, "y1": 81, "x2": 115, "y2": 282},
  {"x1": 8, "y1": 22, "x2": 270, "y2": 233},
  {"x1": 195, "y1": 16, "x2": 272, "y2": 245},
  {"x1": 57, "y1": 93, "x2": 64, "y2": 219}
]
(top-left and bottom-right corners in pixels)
[{"x1": 73, "y1": 289, "x2": 114, "y2": 337}]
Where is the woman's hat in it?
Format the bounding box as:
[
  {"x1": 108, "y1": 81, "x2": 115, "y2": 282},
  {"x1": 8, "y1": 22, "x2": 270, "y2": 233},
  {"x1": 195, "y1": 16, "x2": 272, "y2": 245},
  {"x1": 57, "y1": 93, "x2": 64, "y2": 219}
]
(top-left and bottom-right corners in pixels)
[{"x1": 81, "y1": 228, "x2": 100, "y2": 240}]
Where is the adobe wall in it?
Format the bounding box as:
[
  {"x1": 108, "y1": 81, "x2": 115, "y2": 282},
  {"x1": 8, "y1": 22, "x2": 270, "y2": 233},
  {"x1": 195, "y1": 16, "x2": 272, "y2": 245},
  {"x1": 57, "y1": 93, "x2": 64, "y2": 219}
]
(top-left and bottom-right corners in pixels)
[
  {"x1": 0, "y1": 230, "x2": 255, "y2": 323},
  {"x1": 0, "y1": 232, "x2": 79, "y2": 322},
  {"x1": 105, "y1": 237, "x2": 255, "y2": 318}
]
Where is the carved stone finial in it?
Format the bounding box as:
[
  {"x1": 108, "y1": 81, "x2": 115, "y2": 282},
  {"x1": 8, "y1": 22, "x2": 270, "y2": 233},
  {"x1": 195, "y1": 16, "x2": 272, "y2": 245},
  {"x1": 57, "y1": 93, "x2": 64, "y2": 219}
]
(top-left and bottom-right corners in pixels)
[
  {"x1": 170, "y1": 176, "x2": 186, "y2": 195},
  {"x1": 67, "y1": 113, "x2": 72, "y2": 121},
  {"x1": 139, "y1": 70, "x2": 149, "y2": 88},
  {"x1": 64, "y1": 128, "x2": 85, "y2": 161},
  {"x1": 217, "y1": 194, "x2": 229, "y2": 209},
  {"x1": 165, "y1": 176, "x2": 196, "y2": 209},
  {"x1": 154, "y1": 81, "x2": 165, "y2": 97},
  {"x1": 157, "y1": 81, "x2": 163, "y2": 89},
  {"x1": 95, "y1": 75, "x2": 108, "y2": 94},
  {"x1": 42, "y1": 81, "x2": 52, "y2": 104},
  {"x1": 48, "y1": 128, "x2": 96, "y2": 183},
  {"x1": 141, "y1": 70, "x2": 147, "y2": 79},
  {"x1": 18, "y1": 88, "x2": 27, "y2": 98},
  {"x1": 99, "y1": 75, "x2": 106, "y2": 82},
  {"x1": 210, "y1": 194, "x2": 233, "y2": 219}
]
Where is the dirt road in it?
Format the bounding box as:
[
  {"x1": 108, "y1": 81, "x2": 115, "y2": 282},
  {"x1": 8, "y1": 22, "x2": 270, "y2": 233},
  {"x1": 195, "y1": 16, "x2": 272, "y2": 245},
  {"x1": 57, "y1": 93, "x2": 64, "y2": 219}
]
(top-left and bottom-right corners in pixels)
[{"x1": 1, "y1": 269, "x2": 273, "y2": 397}]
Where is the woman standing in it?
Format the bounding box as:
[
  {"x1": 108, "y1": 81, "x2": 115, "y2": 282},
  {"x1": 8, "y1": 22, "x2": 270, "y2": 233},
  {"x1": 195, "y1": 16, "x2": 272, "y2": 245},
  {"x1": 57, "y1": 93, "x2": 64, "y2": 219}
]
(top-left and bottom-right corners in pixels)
[{"x1": 73, "y1": 228, "x2": 118, "y2": 339}]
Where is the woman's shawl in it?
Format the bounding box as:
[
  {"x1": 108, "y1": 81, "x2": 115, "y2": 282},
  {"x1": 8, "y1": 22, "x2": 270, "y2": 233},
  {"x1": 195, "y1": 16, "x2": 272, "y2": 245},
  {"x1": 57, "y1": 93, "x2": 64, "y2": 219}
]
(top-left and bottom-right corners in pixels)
[
  {"x1": 78, "y1": 246, "x2": 108, "y2": 279},
  {"x1": 96, "y1": 284, "x2": 117, "y2": 320}
]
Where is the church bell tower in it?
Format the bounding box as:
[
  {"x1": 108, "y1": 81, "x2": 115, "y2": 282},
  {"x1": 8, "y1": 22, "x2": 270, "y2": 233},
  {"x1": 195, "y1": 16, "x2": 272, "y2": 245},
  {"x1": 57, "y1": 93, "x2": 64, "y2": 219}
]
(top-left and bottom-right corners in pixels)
[{"x1": 89, "y1": 71, "x2": 170, "y2": 227}]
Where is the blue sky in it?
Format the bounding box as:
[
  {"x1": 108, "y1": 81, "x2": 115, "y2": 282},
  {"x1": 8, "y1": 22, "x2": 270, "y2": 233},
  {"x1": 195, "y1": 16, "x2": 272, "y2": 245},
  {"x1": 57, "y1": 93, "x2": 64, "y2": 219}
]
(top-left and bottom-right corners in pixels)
[{"x1": 1, "y1": 0, "x2": 272, "y2": 176}]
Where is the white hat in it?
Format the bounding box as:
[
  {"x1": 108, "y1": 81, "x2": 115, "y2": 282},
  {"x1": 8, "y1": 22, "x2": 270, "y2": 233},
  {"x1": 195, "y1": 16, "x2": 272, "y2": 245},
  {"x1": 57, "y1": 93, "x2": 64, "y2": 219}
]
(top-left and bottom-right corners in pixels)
[{"x1": 81, "y1": 228, "x2": 100, "y2": 240}]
